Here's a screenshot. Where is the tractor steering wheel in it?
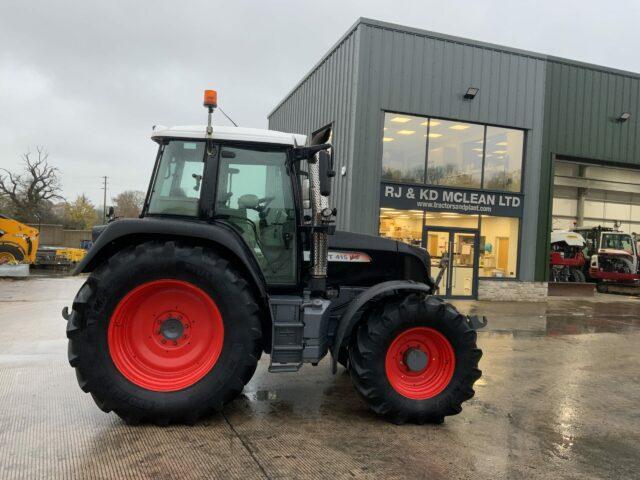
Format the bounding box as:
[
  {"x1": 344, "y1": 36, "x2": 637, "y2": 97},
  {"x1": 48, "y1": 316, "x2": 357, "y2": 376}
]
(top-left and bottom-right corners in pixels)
[{"x1": 256, "y1": 196, "x2": 275, "y2": 211}]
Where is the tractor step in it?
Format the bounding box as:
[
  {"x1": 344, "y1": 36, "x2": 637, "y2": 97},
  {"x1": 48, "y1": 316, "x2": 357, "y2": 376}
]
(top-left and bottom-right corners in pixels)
[
  {"x1": 268, "y1": 364, "x2": 302, "y2": 373},
  {"x1": 269, "y1": 297, "x2": 305, "y2": 372}
]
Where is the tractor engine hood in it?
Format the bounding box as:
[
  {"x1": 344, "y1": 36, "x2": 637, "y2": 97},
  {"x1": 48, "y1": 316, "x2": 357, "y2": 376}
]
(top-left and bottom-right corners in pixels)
[{"x1": 324, "y1": 231, "x2": 433, "y2": 289}]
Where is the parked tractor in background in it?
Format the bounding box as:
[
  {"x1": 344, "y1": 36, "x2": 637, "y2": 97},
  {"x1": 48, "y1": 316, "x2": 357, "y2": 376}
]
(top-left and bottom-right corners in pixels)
[
  {"x1": 0, "y1": 215, "x2": 39, "y2": 264},
  {"x1": 572, "y1": 225, "x2": 640, "y2": 291},
  {"x1": 63, "y1": 89, "x2": 486, "y2": 426},
  {"x1": 549, "y1": 230, "x2": 586, "y2": 282}
]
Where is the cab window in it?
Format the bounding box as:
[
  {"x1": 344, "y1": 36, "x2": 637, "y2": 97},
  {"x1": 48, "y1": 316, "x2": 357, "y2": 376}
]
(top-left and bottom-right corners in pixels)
[
  {"x1": 602, "y1": 233, "x2": 634, "y2": 254},
  {"x1": 148, "y1": 141, "x2": 206, "y2": 216},
  {"x1": 216, "y1": 145, "x2": 296, "y2": 284}
]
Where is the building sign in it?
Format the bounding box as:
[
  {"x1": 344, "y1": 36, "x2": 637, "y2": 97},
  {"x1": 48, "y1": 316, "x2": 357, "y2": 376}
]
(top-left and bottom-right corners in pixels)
[{"x1": 380, "y1": 182, "x2": 524, "y2": 217}]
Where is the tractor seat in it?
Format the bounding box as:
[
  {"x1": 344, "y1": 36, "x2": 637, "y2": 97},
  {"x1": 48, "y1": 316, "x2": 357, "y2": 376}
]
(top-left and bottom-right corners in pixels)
[{"x1": 237, "y1": 194, "x2": 260, "y2": 210}]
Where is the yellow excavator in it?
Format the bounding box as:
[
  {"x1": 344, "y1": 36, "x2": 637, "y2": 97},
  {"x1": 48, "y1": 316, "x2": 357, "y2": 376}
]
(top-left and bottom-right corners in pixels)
[{"x1": 0, "y1": 214, "x2": 40, "y2": 264}]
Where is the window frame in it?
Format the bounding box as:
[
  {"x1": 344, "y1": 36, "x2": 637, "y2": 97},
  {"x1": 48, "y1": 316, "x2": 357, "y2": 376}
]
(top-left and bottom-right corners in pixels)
[
  {"x1": 381, "y1": 113, "x2": 429, "y2": 184},
  {"x1": 482, "y1": 125, "x2": 526, "y2": 193},
  {"x1": 144, "y1": 138, "x2": 209, "y2": 220},
  {"x1": 477, "y1": 215, "x2": 522, "y2": 280},
  {"x1": 381, "y1": 110, "x2": 526, "y2": 194},
  {"x1": 212, "y1": 140, "x2": 301, "y2": 288},
  {"x1": 425, "y1": 117, "x2": 485, "y2": 189},
  {"x1": 376, "y1": 208, "x2": 523, "y2": 281}
]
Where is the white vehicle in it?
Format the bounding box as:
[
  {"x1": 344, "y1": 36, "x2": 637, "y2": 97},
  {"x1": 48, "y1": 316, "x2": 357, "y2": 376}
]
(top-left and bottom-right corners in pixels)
[{"x1": 572, "y1": 226, "x2": 640, "y2": 284}]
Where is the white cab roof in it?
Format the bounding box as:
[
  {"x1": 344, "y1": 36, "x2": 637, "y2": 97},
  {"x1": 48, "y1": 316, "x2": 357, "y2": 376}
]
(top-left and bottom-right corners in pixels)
[
  {"x1": 550, "y1": 230, "x2": 586, "y2": 247},
  {"x1": 151, "y1": 125, "x2": 307, "y2": 146}
]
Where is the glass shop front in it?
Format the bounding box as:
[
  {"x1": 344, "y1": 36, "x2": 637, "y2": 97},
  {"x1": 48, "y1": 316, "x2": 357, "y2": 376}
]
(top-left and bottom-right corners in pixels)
[{"x1": 379, "y1": 112, "x2": 525, "y2": 298}]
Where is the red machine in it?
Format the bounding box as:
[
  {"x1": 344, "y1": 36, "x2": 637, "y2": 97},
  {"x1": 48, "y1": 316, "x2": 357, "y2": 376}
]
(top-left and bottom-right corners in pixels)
[
  {"x1": 549, "y1": 230, "x2": 587, "y2": 282},
  {"x1": 572, "y1": 226, "x2": 640, "y2": 287}
]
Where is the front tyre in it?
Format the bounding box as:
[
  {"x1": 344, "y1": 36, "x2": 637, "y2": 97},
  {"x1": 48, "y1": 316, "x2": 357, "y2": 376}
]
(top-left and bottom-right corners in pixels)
[
  {"x1": 569, "y1": 267, "x2": 586, "y2": 283},
  {"x1": 0, "y1": 244, "x2": 25, "y2": 264},
  {"x1": 348, "y1": 294, "x2": 482, "y2": 424},
  {"x1": 66, "y1": 241, "x2": 262, "y2": 425}
]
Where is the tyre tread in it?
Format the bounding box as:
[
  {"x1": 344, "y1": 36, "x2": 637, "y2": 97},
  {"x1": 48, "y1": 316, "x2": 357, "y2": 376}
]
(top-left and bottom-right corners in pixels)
[
  {"x1": 66, "y1": 240, "x2": 263, "y2": 425},
  {"x1": 348, "y1": 294, "x2": 482, "y2": 424}
]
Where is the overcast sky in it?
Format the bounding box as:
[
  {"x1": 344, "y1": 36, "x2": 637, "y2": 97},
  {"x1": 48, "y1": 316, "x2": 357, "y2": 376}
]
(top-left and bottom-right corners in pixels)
[{"x1": 1, "y1": 0, "x2": 638, "y2": 207}]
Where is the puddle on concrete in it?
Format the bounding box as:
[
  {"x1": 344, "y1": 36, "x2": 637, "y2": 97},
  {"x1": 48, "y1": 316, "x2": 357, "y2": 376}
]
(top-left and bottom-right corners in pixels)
[
  {"x1": 461, "y1": 298, "x2": 640, "y2": 338},
  {"x1": 254, "y1": 390, "x2": 278, "y2": 401},
  {"x1": 480, "y1": 318, "x2": 640, "y2": 338}
]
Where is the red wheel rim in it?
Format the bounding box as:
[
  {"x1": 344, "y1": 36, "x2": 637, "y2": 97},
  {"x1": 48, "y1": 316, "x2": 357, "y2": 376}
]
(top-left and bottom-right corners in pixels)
[
  {"x1": 108, "y1": 279, "x2": 224, "y2": 392},
  {"x1": 385, "y1": 327, "x2": 455, "y2": 400}
]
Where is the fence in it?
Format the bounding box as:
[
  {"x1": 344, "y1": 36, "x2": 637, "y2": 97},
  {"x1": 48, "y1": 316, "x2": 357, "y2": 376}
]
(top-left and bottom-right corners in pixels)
[{"x1": 28, "y1": 224, "x2": 91, "y2": 248}]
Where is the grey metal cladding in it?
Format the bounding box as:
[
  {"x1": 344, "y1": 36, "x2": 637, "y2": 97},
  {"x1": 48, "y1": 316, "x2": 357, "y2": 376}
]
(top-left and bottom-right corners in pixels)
[
  {"x1": 352, "y1": 23, "x2": 546, "y2": 281},
  {"x1": 268, "y1": 26, "x2": 361, "y2": 231},
  {"x1": 544, "y1": 61, "x2": 640, "y2": 165}
]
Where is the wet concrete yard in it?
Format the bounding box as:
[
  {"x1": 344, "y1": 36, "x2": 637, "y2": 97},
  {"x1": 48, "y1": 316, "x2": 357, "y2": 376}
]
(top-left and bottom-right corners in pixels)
[{"x1": 1, "y1": 277, "x2": 639, "y2": 479}]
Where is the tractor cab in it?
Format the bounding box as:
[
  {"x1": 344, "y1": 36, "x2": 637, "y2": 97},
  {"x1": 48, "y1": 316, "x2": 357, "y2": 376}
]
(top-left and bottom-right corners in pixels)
[
  {"x1": 572, "y1": 226, "x2": 640, "y2": 282},
  {"x1": 144, "y1": 128, "x2": 305, "y2": 286}
]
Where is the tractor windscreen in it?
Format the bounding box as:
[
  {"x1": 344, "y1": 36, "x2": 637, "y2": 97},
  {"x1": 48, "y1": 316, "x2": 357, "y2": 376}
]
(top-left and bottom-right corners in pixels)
[
  {"x1": 147, "y1": 141, "x2": 206, "y2": 216},
  {"x1": 601, "y1": 233, "x2": 635, "y2": 254}
]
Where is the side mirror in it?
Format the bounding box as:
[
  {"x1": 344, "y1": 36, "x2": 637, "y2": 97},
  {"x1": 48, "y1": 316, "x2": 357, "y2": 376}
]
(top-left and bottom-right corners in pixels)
[
  {"x1": 107, "y1": 206, "x2": 115, "y2": 223},
  {"x1": 318, "y1": 150, "x2": 335, "y2": 197}
]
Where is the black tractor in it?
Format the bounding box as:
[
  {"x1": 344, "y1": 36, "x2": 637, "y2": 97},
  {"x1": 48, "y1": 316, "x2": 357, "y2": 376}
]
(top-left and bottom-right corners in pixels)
[{"x1": 64, "y1": 90, "x2": 485, "y2": 425}]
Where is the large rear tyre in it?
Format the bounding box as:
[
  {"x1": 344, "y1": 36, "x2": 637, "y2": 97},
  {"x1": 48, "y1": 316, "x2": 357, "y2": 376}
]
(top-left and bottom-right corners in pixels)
[
  {"x1": 0, "y1": 243, "x2": 25, "y2": 264},
  {"x1": 66, "y1": 241, "x2": 262, "y2": 425},
  {"x1": 348, "y1": 294, "x2": 482, "y2": 424}
]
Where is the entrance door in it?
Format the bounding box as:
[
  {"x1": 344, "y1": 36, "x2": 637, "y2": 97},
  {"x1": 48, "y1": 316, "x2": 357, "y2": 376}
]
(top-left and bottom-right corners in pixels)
[
  {"x1": 496, "y1": 237, "x2": 510, "y2": 273},
  {"x1": 423, "y1": 227, "x2": 479, "y2": 299}
]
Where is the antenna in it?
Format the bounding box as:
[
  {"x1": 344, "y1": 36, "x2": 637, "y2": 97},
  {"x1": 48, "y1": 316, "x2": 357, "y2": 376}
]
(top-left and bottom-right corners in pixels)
[{"x1": 218, "y1": 106, "x2": 238, "y2": 127}]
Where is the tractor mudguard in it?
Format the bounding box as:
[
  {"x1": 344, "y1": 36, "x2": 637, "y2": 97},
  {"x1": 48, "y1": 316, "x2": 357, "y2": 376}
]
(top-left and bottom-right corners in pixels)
[
  {"x1": 330, "y1": 280, "x2": 432, "y2": 372},
  {"x1": 74, "y1": 217, "x2": 269, "y2": 305}
]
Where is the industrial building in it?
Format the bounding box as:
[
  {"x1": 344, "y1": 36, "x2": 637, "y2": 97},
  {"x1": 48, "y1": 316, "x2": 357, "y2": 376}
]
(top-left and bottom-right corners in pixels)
[{"x1": 269, "y1": 18, "x2": 640, "y2": 300}]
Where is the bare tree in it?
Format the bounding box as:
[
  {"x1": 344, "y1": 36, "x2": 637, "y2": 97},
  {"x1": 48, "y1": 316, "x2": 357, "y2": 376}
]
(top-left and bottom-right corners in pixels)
[
  {"x1": 112, "y1": 190, "x2": 145, "y2": 218},
  {"x1": 0, "y1": 147, "x2": 63, "y2": 222}
]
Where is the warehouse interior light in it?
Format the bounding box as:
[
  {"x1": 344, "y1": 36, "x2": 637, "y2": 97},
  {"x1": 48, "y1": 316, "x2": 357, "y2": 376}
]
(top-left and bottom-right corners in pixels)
[
  {"x1": 617, "y1": 112, "x2": 631, "y2": 122},
  {"x1": 464, "y1": 87, "x2": 479, "y2": 99},
  {"x1": 390, "y1": 116, "x2": 411, "y2": 123}
]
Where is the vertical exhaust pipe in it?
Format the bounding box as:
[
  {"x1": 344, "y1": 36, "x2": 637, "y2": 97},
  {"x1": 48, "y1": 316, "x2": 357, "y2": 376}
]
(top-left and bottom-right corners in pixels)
[
  {"x1": 308, "y1": 149, "x2": 334, "y2": 295},
  {"x1": 309, "y1": 155, "x2": 329, "y2": 278}
]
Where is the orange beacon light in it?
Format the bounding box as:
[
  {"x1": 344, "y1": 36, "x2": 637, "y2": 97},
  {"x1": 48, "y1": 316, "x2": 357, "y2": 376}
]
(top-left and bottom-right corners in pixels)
[{"x1": 204, "y1": 90, "x2": 217, "y2": 108}]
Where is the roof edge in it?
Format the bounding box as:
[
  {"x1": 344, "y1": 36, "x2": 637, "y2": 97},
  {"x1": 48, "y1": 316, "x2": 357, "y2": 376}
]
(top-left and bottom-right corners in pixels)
[
  {"x1": 267, "y1": 17, "x2": 364, "y2": 118},
  {"x1": 268, "y1": 17, "x2": 640, "y2": 119},
  {"x1": 358, "y1": 18, "x2": 640, "y2": 79}
]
